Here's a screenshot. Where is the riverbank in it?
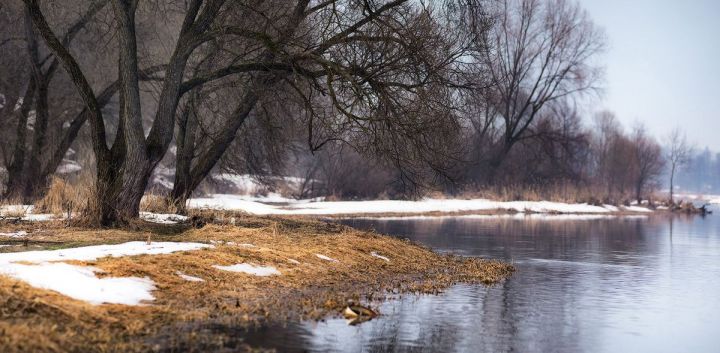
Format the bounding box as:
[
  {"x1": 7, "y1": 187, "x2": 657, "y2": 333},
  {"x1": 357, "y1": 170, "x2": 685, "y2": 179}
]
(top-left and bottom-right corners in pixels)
[
  {"x1": 187, "y1": 194, "x2": 656, "y2": 217},
  {"x1": 0, "y1": 216, "x2": 513, "y2": 353}
]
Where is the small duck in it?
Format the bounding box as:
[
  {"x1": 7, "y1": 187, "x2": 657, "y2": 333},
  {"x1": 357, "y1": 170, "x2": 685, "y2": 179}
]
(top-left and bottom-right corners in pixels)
[{"x1": 342, "y1": 301, "x2": 378, "y2": 325}]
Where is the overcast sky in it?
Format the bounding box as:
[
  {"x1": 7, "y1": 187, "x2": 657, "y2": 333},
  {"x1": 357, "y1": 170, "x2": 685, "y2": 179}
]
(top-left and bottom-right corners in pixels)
[{"x1": 577, "y1": 0, "x2": 720, "y2": 151}]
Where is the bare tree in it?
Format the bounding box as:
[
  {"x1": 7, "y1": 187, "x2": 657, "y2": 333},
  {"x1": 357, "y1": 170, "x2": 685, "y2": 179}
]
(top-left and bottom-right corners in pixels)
[
  {"x1": 2, "y1": 0, "x2": 111, "y2": 201},
  {"x1": 630, "y1": 125, "x2": 665, "y2": 203},
  {"x1": 471, "y1": 0, "x2": 604, "y2": 179},
  {"x1": 23, "y1": 0, "x2": 483, "y2": 224},
  {"x1": 666, "y1": 127, "x2": 693, "y2": 203},
  {"x1": 168, "y1": 1, "x2": 482, "y2": 209}
]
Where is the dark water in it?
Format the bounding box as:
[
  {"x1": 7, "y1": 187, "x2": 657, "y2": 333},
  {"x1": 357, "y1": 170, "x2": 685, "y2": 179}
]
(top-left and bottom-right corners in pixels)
[{"x1": 245, "y1": 213, "x2": 720, "y2": 353}]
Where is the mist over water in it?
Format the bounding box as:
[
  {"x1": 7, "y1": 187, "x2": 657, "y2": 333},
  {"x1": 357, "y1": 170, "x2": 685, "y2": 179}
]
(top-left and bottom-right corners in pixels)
[{"x1": 242, "y1": 213, "x2": 720, "y2": 352}]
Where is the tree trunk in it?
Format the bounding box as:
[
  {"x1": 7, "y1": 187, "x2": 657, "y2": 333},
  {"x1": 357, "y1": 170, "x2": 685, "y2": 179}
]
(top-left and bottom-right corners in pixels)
[
  {"x1": 23, "y1": 77, "x2": 51, "y2": 200},
  {"x1": 170, "y1": 98, "x2": 198, "y2": 214},
  {"x1": 4, "y1": 78, "x2": 36, "y2": 201},
  {"x1": 669, "y1": 164, "x2": 676, "y2": 204},
  {"x1": 91, "y1": 155, "x2": 153, "y2": 226},
  {"x1": 169, "y1": 83, "x2": 263, "y2": 208}
]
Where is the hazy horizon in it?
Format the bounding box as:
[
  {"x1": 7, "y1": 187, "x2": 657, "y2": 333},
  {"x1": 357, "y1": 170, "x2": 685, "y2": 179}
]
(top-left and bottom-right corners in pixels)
[{"x1": 579, "y1": 0, "x2": 720, "y2": 151}]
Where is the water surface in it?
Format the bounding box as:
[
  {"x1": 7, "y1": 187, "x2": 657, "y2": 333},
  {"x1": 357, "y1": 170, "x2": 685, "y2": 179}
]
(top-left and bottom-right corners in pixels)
[{"x1": 245, "y1": 213, "x2": 720, "y2": 353}]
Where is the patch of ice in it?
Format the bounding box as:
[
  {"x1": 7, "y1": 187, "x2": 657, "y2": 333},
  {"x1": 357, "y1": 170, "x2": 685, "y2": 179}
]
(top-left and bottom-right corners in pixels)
[
  {"x1": 370, "y1": 251, "x2": 390, "y2": 262},
  {"x1": 176, "y1": 271, "x2": 204, "y2": 282},
  {"x1": 140, "y1": 212, "x2": 188, "y2": 224},
  {"x1": 213, "y1": 263, "x2": 281, "y2": 276},
  {"x1": 0, "y1": 231, "x2": 28, "y2": 238},
  {"x1": 316, "y1": 254, "x2": 339, "y2": 262},
  {"x1": 287, "y1": 258, "x2": 300, "y2": 264},
  {"x1": 0, "y1": 262, "x2": 155, "y2": 305}
]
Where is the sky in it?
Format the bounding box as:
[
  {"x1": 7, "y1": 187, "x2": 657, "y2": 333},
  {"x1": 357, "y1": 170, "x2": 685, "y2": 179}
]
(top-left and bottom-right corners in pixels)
[{"x1": 577, "y1": 0, "x2": 720, "y2": 150}]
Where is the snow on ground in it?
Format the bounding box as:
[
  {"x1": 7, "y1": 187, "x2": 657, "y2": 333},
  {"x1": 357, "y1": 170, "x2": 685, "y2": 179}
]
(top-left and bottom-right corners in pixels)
[
  {"x1": 0, "y1": 230, "x2": 28, "y2": 238},
  {"x1": 674, "y1": 193, "x2": 720, "y2": 205},
  {"x1": 140, "y1": 212, "x2": 188, "y2": 224},
  {"x1": 188, "y1": 194, "x2": 652, "y2": 216},
  {"x1": 621, "y1": 205, "x2": 653, "y2": 213},
  {"x1": 176, "y1": 271, "x2": 204, "y2": 282},
  {"x1": 316, "y1": 254, "x2": 339, "y2": 262},
  {"x1": 0, "y1": 241, "x2": 211, "y2": 263},
  {"x1": 57, "y1": 159, "x2": 82, "y2": 174},
  {"x1": 370, "y1": 251, "x2": 390, "y2": 262},
  {"x1": 0, "y1": 262, "x2": 155, "y2": 305},
  {"x1": 213, "y1": 263, "x2": 281, "y2": 276},
  {"x1": 0, "y1": 205, "x2": 56, "y2": 221},
  {"x1": 0, "y1": 242, "x2": 211, "y2": 305}
]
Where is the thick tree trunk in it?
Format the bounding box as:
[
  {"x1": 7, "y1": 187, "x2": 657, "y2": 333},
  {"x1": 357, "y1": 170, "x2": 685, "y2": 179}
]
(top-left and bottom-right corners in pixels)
[{"x1": 91, "y1": 155, "x2": 153, "y2": 226}]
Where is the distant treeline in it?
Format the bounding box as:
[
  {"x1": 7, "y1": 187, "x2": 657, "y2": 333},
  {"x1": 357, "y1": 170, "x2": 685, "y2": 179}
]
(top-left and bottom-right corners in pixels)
[{"x1": 674, "y1": 148, "x2": 720, "y2": 194}]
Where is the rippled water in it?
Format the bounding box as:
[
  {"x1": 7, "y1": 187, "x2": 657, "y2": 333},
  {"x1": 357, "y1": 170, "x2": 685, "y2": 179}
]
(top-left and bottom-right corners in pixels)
[{"x1": 244, "y1": 212, "x2": 720, "y2": 353}]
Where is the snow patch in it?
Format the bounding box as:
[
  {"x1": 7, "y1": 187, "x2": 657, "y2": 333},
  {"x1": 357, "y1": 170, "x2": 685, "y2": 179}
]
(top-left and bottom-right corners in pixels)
[
  {"x1": 622, "y1": 205, "x2": 653, "y2": 213},
  {"x1": 213, "y1": 263, "x2": 281, "y2": 276},
  {"x1": 370, "y1": 251, "x2": 390, "y2": 262},
  {"x1": 176, "y1": 271, "x2": 204, "y2": 282},
  {"x1": 0, "y1": 242, "x2": 211, "y2": 305},
  {"x1": 0, "y1": 241, "x2": 211, "y2": 264},
  {"x1": 0, "y1": 231, "x2": 28, "y2": 238},
  {"x1": 287, "y1": 258, "x2": 300, "y2": 265},
  {"x1": 188, "y1": 196, "x2": 625, "y2": 216},
  {"x1": 316, "y1": 254, "x2": 339, "y2": 262},
  {"x1": 140, "y1": 212, "x2": 188, "y2": 224},
  {"x1": 0, "y1": 262, "x2": 155, "y2": 305},
  {"x1": 57, "y1": 159, "x2": 82, "y2": 174}
]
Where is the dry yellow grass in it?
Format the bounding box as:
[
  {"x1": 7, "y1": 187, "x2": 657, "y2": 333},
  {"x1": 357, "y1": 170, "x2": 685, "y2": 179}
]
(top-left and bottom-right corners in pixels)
[
  {"x1": 0, "y1": 215, "x2": 513, "y2": 352},
  {"x1": 140, "y1": 194, "x2": 178, "y2": 214},
  {"x1": 33, "y1": 176, "x2": 95, "y2": 216}
]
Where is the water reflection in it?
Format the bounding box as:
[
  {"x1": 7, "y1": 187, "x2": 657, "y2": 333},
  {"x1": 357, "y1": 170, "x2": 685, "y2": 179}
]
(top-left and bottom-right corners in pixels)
[{"x1": 245, "y1": 215, "x2": 720, "y2": 353}]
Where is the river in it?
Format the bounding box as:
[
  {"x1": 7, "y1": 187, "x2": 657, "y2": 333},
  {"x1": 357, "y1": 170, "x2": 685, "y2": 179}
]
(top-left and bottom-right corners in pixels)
[{"x1": 243, "y1": 212, "x2": 720, "y2": 352}]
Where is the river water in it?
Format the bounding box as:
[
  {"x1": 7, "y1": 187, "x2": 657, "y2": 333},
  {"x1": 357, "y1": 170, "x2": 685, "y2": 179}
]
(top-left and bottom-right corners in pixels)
[{"x1": 244, "y1": 212, "x2": 720, "y2": 353}]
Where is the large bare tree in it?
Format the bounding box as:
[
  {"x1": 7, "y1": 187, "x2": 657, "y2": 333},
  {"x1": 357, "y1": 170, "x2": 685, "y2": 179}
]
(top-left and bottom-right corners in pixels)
[
  {"x1": 471, "y1": 0, "x2": 604, "y2": 179},
  {"x1": 23, "y1": 0, "x2": 483, "y2": 224}
]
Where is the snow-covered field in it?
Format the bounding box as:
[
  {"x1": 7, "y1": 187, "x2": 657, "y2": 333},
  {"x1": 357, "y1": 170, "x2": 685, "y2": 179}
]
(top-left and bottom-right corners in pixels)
[{"x1": 188, "y1": 194, "x2": 652, "y2": 216}]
